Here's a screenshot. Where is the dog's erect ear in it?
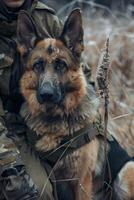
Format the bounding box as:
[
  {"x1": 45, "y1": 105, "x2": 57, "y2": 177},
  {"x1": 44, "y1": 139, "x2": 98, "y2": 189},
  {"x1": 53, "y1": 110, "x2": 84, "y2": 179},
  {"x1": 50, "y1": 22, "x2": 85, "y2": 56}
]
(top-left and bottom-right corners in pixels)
[
  {"x1": 60, "y1": 9, "x2": 84, "y2": 58},
  {"x1": 17, "y1": 11, "x2": 39, "y2": 52}
]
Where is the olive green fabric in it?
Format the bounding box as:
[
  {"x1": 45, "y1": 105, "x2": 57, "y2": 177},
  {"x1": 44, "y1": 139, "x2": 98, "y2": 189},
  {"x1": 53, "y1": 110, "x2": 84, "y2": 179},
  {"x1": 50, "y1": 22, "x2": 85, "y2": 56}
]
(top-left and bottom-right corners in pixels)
[
  {"x1": 0, "y1": 1, "x2": 62, "y2": 38},
  {"x1": 19, "y1": 141, "x2": 55, "y2": 200},
  {"x1": 32, "y1": 2, "x2": 63, "y2": 38},
  {"x1": 0, "y1": 118, "x2": 23, "y2": 169}
]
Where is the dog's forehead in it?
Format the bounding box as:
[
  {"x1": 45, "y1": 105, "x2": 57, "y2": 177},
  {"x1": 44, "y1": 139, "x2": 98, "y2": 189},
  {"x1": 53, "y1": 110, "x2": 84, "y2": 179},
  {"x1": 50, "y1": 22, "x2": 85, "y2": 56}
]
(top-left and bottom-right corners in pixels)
[
  {"x1": 36, "y1": 38, "x2": 62, "y2": 54},
  {"x1": 30, "y1": 38, "x2": 72, "y2": 64}
]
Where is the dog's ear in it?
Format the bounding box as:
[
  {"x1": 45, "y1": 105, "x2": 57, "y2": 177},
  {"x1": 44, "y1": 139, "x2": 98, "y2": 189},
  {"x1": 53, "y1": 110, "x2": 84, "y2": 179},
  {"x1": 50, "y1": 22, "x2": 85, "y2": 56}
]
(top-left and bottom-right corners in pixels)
[
  {"x1": 60, "y1": 9, "x2": 84, "y2": 58},
  {"x1": 17, "y1": 11, "x2": 40, "y2": 54}
]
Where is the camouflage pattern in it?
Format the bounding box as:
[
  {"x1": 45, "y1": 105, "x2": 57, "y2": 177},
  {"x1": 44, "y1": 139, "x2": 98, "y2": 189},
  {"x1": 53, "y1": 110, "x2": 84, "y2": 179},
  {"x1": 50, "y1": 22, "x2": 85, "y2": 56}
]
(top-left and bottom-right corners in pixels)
[
  {"x1": 0, "y1": 0, "x2": 63, "y2": 199},
  {"x1": 0, "y1": 115, "x2": 39, "y2": 200}
]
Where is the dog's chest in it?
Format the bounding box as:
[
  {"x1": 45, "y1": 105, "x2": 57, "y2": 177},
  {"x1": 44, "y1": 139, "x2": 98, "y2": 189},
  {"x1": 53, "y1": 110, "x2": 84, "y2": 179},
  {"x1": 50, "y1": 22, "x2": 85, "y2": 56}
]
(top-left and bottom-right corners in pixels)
[
  {"x1": 20, "y1": 102, "x2": 101, "y2": 180},
  {"x1": 54, "y1": 148, "x2": 84, "y2": 180},
  {"x1": 54, "y1": 138, "x2": 101, "y2": 182}
]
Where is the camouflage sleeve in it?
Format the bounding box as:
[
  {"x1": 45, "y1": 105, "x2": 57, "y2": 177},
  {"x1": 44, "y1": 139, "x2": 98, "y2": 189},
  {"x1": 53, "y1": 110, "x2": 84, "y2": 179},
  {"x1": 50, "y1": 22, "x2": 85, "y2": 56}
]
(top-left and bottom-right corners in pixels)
[{"x1": 0, "y1": 39, "x2": 14, "y2": 70}]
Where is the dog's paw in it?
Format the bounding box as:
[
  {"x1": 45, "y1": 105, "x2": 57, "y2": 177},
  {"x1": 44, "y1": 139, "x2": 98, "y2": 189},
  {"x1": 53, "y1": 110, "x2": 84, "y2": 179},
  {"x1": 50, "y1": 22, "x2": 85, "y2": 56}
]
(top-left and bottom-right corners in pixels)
[{"x1": 36, "y1": 135, "x2": 60, "y2": 152}]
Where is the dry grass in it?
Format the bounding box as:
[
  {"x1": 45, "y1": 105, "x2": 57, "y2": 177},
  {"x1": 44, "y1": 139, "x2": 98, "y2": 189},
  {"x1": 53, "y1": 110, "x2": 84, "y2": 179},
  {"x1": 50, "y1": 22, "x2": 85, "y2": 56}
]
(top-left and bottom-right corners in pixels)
[
  {"x1": 83, "y1": 14, "x2": 134, "y2": 156},
  {"x1": 58, "y1": 1, "x2": 134, "y2": 156}
]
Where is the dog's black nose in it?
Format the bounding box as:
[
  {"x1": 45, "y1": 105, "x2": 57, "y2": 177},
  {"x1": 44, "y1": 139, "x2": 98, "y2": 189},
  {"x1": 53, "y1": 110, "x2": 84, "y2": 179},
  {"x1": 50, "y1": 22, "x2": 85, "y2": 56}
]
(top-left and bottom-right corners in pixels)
[
  {"x1": 37, "y1": 82, "x2": 54, "y2": 104},
  {"x1": 40, "y1": 89, "x2": 53, "y2": 100}
]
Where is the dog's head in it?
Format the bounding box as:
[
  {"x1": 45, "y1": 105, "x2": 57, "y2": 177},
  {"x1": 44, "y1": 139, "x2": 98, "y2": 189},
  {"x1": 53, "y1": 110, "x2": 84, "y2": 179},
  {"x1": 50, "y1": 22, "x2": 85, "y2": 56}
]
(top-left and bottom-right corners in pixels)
[{"x1": 18, "y1": 9, "x2": 87, "y2": 116}]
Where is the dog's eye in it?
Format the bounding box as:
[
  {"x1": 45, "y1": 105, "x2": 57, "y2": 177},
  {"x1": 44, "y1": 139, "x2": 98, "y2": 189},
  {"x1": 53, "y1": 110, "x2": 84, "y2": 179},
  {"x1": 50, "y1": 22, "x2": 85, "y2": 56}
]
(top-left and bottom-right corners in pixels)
[
  {"x1": 33, "y1": 59, "x2": 45, "y2": 73},
  {"x1": 54, "y1": 59, "x2": 68, "y2": 73}
]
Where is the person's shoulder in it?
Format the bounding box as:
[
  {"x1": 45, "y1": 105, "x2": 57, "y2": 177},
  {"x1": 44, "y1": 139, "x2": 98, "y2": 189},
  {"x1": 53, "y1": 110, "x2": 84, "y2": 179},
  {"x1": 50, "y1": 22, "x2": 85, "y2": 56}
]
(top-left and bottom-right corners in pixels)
[{"x1": 34, "y1": 1, "x2": 56, "y2": 15}]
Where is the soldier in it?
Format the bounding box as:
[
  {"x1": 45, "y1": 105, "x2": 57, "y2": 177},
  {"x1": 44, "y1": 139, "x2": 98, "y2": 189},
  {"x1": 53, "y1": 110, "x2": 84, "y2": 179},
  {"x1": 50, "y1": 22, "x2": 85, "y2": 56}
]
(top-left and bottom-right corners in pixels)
[{"x1": 0, "y1": 0, "x2": 62, "y2": 199}]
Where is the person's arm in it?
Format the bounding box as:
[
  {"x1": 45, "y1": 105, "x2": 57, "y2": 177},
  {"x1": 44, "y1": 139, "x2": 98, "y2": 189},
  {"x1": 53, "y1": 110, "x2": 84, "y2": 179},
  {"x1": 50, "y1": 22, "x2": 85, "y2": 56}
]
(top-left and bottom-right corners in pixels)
[
  {"x1": 0, "y1": 38, "x2": 39, "y2": 200},
  {"x1": 31, "y1": 2, "x2": 63, "y2": 38}
]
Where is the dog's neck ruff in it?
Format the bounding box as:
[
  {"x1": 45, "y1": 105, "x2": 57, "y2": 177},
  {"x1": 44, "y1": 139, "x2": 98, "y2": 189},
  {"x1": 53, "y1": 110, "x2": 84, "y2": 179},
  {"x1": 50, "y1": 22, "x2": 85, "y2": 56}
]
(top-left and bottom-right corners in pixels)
[{"x1": 20, "y1": 85, "x2": 99, "y2": 136}]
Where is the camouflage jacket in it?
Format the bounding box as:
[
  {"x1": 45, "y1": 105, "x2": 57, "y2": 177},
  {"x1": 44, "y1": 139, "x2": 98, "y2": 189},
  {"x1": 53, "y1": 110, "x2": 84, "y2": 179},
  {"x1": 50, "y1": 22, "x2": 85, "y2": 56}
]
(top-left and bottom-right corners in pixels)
[{"x1": 0, "y1": 1, "x2": 63, "y2": 115}]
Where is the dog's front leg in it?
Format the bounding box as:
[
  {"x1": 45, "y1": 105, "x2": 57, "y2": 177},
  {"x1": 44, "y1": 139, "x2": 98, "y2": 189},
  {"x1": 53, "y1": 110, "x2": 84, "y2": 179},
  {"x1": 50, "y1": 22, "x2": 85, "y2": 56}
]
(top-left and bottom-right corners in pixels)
[
  {"x1": 113, "y1": 161, "x2": 134, "y2": 200},
  {"x1": 75, "y1": 170, "x2": 93, "y2": 200}
]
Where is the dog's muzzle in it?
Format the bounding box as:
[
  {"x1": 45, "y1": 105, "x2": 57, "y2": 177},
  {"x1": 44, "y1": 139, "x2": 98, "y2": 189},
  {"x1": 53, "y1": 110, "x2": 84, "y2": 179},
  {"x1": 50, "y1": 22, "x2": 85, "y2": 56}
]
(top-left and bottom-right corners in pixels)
[{"x1": 37, "y1": 82, "x2": 62, "y2": 104}]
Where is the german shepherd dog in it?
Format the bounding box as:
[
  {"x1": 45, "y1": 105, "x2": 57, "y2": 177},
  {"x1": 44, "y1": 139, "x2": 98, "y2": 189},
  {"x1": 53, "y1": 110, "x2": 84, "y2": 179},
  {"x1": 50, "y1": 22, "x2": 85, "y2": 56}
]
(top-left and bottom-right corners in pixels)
[{"x1": 17, "y1": 9, "x2": 134, "y2": 200}]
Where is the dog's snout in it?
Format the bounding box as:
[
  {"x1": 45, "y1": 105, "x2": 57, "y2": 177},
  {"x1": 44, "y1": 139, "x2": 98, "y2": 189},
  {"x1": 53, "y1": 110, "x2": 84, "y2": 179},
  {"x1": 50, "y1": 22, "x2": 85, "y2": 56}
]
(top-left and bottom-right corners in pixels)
[{"x1": 37, "y1": 82, "x2": 54, "y2": 103}]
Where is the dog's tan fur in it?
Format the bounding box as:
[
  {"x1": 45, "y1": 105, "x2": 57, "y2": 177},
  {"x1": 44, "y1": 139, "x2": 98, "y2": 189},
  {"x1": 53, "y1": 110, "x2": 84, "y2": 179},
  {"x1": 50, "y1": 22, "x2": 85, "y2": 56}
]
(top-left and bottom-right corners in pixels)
[{"x1": 18, "y1": 10, "x2": 134, "y2": 200}]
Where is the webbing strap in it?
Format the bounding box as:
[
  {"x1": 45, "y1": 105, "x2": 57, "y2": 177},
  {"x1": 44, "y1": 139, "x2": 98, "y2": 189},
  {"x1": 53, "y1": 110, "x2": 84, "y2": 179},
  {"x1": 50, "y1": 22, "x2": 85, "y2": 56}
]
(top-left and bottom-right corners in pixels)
[{"x1": 39, "y1": 124, "x2": 100, "y2": 166}]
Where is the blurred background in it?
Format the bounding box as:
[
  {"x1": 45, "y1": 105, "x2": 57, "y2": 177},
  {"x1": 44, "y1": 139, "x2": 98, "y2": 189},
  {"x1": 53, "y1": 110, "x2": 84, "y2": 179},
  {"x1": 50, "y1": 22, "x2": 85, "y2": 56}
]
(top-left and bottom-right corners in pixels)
[
  {"x1": 41, "y1": 0, "x2": 134, "y2": 156},
  {"x1": 41, "y1": 0, "x2": 134, "y2": 13}
]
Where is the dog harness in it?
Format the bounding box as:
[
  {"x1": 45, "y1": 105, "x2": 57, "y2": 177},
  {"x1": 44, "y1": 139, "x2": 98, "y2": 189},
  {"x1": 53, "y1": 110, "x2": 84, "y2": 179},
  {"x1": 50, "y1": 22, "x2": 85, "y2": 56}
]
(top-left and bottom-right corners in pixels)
[
  {"x1": 26, "y1": 122, "x2": 133, "y2": 200},
  {"x1": 38, "y1": 123, "x2": 100, "y2": 165}
]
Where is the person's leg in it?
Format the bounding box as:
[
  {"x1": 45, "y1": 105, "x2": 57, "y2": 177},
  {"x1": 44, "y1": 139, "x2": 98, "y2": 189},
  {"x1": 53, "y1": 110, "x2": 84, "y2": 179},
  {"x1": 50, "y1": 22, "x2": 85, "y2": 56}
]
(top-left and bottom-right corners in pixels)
[
  {"x1": 19, "y1": 141, "x2": 55, "y2": 200},
  {"x1": 0, "y1": 119, "x2": 39, "y2": 200}
]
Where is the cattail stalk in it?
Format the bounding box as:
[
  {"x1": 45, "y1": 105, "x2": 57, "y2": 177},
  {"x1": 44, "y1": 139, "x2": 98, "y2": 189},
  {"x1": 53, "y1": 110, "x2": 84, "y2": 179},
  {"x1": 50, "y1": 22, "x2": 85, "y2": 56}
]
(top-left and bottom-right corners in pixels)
[
  {"x1": 96, "y1": 38, "x2": 112, "y2": 197},
  {"x1": 97, "y1": 38, "x2": 110, "y2": 141}
]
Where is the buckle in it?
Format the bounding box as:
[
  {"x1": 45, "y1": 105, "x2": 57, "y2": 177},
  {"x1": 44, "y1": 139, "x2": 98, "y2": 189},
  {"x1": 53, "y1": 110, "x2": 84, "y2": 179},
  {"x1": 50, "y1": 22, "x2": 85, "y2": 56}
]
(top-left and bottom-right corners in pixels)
[{"x1": 84, "y1": 132, "x2": 91, "y2": 143}]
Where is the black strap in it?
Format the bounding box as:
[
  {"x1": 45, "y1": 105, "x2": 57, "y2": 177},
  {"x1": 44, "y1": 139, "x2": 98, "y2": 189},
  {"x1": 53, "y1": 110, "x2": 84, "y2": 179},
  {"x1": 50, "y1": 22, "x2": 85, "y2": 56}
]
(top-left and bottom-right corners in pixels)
[
  {"x1": 38, "y1": 124, "x2": 99, "y2": 166},
  {"x1": 104, "y1": 139, "x2": 134, "y2": 185}
]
